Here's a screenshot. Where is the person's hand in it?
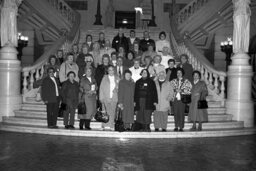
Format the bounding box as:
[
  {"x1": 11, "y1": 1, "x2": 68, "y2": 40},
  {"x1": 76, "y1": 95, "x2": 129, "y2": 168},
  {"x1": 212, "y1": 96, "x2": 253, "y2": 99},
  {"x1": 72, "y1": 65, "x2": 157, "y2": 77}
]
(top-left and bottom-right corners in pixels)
[
  {"x1": 134, "y1": 102, "x2": 136, "y2": 107},
  {"x1": 153, "y1": 103, "x2": 158, "y2": 106}
]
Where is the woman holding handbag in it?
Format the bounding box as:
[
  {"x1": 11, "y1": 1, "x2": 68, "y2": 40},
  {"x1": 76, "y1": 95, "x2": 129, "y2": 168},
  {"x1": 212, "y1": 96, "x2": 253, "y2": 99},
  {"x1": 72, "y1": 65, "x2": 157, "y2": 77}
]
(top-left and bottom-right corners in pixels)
[
  {"x1": 170, "y1": 68, "x2": 192, "y2": 132},
  {"x1": 118, "y1": 70, "x2": 135, "y2": 131},
  {"x1": 188, "y1": 71, "x2": 208, "y2": 131},
  {"x1": 79, "y1": 67, "x2": 97, "y2": 130},
  {"x1": 99, "y1": 65, "x2": 120, "y2": 130}
]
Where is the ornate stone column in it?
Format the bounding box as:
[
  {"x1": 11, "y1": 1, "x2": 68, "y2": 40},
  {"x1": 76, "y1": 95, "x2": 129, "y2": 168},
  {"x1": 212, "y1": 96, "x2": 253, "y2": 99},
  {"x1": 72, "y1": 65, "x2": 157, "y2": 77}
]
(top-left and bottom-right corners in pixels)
[
  {"x1": 148, "y1": 0, "x2": 157, "y2": 27},
  {"x1": 94, "y1": 0, "x2": 103, "y2": 25},
  {"x1": 0, "y1": 0, "x2": 23, "y2": 122},
  {"x1": 226, "y1": 0, "x2": 254, "y2": 127}
]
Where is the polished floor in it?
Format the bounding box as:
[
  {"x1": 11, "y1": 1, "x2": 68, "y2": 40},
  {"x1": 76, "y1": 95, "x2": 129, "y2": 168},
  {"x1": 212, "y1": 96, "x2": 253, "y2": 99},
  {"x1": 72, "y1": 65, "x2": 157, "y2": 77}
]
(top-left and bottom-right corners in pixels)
[{"x1": 0, "y1": 132, "x2": 256, "y2": 171}]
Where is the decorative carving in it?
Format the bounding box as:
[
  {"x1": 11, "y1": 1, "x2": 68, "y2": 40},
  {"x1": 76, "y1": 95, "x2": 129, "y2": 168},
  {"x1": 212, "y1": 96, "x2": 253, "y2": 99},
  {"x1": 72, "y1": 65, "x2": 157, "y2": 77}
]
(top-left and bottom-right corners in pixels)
[
  {"x1": 1, "y1": 0, "x2": 23, "y2": 47},
  {"x1": 232, "y1": 0, "x2": 251, "y2": 53}
]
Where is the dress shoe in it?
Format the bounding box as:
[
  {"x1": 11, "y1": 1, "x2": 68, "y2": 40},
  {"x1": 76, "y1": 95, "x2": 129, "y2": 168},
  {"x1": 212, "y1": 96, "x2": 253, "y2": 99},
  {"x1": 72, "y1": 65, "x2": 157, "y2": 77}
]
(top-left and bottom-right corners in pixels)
[
  {"x1": 65, "y1": 125, "x2": 69, "y2": 129},
  {"x1": 69, "y1": 125, "x2": 75, "y2": 129},
  {"x1": 162, "y1": 129, "x2": 167, "y2": 132},
  {"x1": 173, "y1": 128, "x2": 178, "y2": 131},
  {"x1": 190, "y1": 127, "x2": 196, "y2": 131},
  {"x1": 155, "y1": 128, "x2": 159, "y2": 132},
  {"x1": 85, "y1": 126, "x2": 92, "y2": 130},
  {"x1": 179, "y1": 128, "x2": 183, "y2": 132}
]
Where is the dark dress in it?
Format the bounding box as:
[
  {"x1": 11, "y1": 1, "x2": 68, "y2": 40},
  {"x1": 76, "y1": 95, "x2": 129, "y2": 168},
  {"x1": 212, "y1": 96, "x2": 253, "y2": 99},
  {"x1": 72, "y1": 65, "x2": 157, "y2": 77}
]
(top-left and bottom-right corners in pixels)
[
  {"x1": 188, "y1": 81, "x2": 208, "y2": 122},
  {"x1": 134, "y1": 77, "x2": 158, "y2": 124},
  {"x1": 118, "y1": 79, "x2": 135, "y2": 125},
  {"x1": 76, "y1": 53, "x2": 91, "y2": 79},
  {"x1": 95, "y1": 64, "x2": 109, "y2": 87}
]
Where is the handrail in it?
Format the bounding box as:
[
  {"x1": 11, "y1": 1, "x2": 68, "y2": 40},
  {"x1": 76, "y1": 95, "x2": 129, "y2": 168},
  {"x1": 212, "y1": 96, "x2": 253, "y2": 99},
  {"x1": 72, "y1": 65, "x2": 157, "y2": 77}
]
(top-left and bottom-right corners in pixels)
[
  {"x1": 170, "y1": 14, "x2": 226, "y2": 103},
  {"x1": 177, "y1": 0, "x2": 209, "y2": 25},
  {"x1": 22, "y1": 11, "x2": 80, "y2": 97}
]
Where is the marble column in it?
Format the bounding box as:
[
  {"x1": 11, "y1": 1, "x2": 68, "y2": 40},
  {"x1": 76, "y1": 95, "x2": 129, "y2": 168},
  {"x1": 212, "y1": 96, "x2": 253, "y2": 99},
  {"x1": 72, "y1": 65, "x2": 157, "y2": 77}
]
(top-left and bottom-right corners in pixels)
[
  {"x1": 226, "y1": 0, "x2": 254, "y2": 127},
  {"x1": 148, "y1": 0, "x2": 157, "y2": 27},
  {"x1": 0, "y1": 0, "x2": 23, "y2": 122}
]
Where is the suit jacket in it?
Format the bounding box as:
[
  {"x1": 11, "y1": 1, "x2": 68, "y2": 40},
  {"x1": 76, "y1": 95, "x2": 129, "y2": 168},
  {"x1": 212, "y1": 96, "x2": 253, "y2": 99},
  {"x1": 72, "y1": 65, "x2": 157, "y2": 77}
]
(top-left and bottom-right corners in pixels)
[
  {"x1": 112, "y1": 34, "x2": 129, "y2": 52},
  {"x1": 127, "y1": 37, "x2": 140, "y2": 51},
  {"x1": 41, "y1": 76, "x2": 60, "y2": 103},
  {"x1": 139, "y1": 38, "x2": 156, "y2": 52},
  {"x1": 114, "y1": 65, "x2": 128, "y2": 79},
  {"x1": 166, "y1": 67, "x2": 177, "y2": 81}
]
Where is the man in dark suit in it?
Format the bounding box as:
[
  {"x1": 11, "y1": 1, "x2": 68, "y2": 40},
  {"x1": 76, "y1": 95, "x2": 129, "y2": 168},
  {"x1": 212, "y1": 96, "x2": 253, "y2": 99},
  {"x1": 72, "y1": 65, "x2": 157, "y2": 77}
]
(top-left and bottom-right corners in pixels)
[
  {"x1": 115, "y1": 56, "x2": 128, "y2": 79},
  {"x1": 139, "y1": 30, "x2": 155, "y2": 52},
  {"x1": 112, "y1": 28, "x2": 129, "y2": 53},
  {"x1": 127, "y1": 30, "x2": 140, "y2": 51},
  {"x1": 41, "y1": 67, "x2": 60, "y2": 129}
]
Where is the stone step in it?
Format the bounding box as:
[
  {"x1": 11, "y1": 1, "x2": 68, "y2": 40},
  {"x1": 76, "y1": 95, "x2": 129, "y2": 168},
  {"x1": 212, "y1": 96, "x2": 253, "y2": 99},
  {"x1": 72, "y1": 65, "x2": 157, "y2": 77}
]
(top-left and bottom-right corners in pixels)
[
  {"x1": 6, "y1": 112, "x2": 233, "y2": 123},
  {"x1": 21, "y1": 101, "x2": 223, "y2": 111},
  {"x1": 0, "y1": 123, "x2": 255, "y2": 139},
  {"x1": 2, "y1": 116, "x2": 242, "y2": 130},
  {"x1": 14, "y1": 109, "x2": 229, "y2": 120}
]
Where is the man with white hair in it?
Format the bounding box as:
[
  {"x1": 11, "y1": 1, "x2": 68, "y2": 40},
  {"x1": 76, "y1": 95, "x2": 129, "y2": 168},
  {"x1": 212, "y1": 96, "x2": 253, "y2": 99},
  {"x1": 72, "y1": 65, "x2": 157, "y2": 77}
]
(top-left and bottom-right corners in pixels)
[{"x1": 154, "y1": 71, "x2": 174, "y2": 132}]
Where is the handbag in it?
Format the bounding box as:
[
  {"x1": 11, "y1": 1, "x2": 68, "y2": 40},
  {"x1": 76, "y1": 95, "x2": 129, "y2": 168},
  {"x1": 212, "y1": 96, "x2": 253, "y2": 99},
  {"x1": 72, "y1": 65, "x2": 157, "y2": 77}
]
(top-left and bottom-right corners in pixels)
[
  {"x1": 58, "y1": 102, "x2": 67, "y2": 117},
  {"x1": 78, "y1": 102, "x2": 87, "y2": 114},
  {"x1": 78, "y1": 93, "x2": 86, "y2": 114},
  {"x1": 197, "y1": 92, "x2": 208, "y2": 109},
  {"x1": 181, "y1": 94, "x2": 191, "y2": 104},
  {"x1": 95, "y1": 103, "x2": 109, "y2": 123},
  {"x1": 114, "y1": 107, "x2": 125, "y2": 132}
]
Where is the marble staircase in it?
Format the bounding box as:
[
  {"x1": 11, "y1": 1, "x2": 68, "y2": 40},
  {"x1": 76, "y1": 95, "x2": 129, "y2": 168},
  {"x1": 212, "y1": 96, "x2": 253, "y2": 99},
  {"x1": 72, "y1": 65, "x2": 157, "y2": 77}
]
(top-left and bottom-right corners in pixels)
[{"x1": 1, "y1": 97, "x2": 255, "y2": 138}]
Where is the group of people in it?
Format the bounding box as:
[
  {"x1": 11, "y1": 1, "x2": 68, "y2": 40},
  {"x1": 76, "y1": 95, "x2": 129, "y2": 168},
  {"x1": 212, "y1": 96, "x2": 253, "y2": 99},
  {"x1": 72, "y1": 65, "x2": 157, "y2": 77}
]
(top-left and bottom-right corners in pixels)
[{"x1": 41, "y1": 29, "x2": 208, "y2": 132}]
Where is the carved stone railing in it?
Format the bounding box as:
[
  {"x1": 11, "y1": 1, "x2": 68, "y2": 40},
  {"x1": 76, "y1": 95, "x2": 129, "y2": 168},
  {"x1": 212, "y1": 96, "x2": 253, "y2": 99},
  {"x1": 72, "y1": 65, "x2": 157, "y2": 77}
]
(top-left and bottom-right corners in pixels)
[
  {"x1": 170, "y1": 15, "x2": 226, "y2": 105},
  {"x1": 21, "y1": 10, "x2": 80, "y2": 102},
  {"x1": 177, "y1": 0, "x2": 209, "y2": 25},
  {"x1": 46, "y1": 0, "x2": 76, "y2": 24}
]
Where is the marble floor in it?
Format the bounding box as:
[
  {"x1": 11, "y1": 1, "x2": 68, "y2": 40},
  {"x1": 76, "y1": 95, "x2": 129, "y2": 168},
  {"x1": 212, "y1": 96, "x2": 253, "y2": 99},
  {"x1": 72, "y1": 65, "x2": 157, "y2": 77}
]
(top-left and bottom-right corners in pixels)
[{"x1": 0, "y1": 132, "x2": 256, "y2": 171}]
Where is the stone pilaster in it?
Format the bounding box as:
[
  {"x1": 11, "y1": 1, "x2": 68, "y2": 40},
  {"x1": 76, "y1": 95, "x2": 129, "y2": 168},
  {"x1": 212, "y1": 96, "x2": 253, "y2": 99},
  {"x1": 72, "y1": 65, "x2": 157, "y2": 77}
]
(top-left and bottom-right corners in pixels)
[
  {"x1": 226, "y1": 0, "x2": 254, "y2": 127},
  {"x1": 0, "y1": 0, "x2": 23, "y2": 121}
]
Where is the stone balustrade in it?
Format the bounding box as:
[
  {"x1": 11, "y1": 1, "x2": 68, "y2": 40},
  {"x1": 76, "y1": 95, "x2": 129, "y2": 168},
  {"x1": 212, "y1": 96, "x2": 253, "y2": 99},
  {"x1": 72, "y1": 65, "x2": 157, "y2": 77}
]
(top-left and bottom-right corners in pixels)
[
  {"x1": 169, "y1": 30, "x2": 226, "y2": 104},
  {"x1": 177, "y1": 0, "x2": 209, "y2": 25},
  {"x1": 46, "y1": 0, "x2": 75, "y2": 24}
]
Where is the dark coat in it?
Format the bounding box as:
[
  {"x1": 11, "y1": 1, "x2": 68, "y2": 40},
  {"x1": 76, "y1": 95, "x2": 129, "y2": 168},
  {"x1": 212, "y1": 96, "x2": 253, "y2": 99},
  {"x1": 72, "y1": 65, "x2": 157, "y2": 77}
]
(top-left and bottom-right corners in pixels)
[
  {"x1": 112, "y1": 34, "x2": 129, "y2": 53},
  {"x1": 61, "y1": 80, "x2": 80, "y2": 107},
  {"x1": 41, "y1": 76, "x2": 60, "y2": 103},
  {"x1": 127, "y1": 37, "x2": 140, "y2": 51},
  {"x1": 177, "y1": 62, "x2": 194, "y2": 82},
  {"x1": 76, "y1": 53, "x2": 91, "y2": 79},
  {"x1": 134, "y1": 78, "x2": 158, "y2": 111},
  {"x1": 139, "y1": 38, "x2": 155, "y2": 52},
  {"x1": 118, "y1": 79, "x2": 135, "y2": 123},
  {"x1": 95, "y1": 64, "x2": 109, "y2": 87},
  {"x1": 166, "y1": 67, "x2": 177, "y2": 81}
]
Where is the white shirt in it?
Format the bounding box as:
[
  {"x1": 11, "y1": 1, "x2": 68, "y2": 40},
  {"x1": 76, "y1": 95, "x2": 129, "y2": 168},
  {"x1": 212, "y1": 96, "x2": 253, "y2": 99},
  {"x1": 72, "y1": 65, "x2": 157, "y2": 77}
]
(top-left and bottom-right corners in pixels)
[
  {"x1": 87, "y1": 77, "x2": 92, "y2": 83},
  {"x1": 117, "y1": 66, "x2": 123, "y2": 75},
  {"x1": 161, "y1": 55, "x2": 174, "y2": 68},
  {"x1": 130, "y1": 38, "x2": 135, "y2": 44},
  {"x1": 129, "y1": 66, "x2": 144, "y2": 82},
  {"x1": 50, "y1": 76, "x2": 59, "y2": 96},
  {"x1": 109, "y1": 75, "x2": 115, "y2": 98}
]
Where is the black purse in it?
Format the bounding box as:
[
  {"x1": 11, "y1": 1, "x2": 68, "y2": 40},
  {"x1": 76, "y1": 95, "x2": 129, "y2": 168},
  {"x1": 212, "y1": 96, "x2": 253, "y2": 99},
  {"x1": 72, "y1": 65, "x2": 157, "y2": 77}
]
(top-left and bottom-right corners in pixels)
[
  {"x1": 181, "y1": 94, "x2": 191, "y2": 104},
  {"x1": 77, "y1": 93, "x2": 86, "y2": 114},
  {"x1": 78, "y1": 102, "x2": 87, "y2": 114},
  {"x1": 95, "y1": 103, "x2": 109, "y2": 123},
  {"x1": 58, "y1": 103, "x2": 66, "y2": 117},
  {"x1": 114, "y1": 107, "x2": 125, "y2": 132},
  {"x1": 197, "y1": 92, "x2": 208, "y2": 109}
]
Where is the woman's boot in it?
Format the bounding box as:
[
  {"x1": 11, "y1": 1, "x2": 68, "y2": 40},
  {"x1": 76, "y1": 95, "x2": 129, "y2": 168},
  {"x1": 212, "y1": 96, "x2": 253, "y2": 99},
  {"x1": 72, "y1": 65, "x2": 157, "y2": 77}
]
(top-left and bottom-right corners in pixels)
[
  {"x1": 190, "y1": 122, "x2": 196, "y2": 131},
  {"x1": 85, "y1": 119, "x2": 92, "y2": 130},
  {"x1": 198, "y1": 122, "x2": 202, "y2": 131},
  {"x1": 79, "y1": 119, "x2": 85, "y2": 130}
]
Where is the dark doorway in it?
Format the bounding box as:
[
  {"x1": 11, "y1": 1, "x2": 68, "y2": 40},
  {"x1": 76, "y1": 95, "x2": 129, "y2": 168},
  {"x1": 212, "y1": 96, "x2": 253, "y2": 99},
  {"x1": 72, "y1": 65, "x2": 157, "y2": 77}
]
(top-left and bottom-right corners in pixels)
[{"x1": 115, "y1": 11, "x2": 136, "y2": 29}]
